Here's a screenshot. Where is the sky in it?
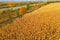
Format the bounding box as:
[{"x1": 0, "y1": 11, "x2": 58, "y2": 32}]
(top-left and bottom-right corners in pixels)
[
  {"x1": 0, "y1": 0, "x2": 42, "y2": 2},
  {"x1": 0, "y1": 0, "x2": 60, "y2": 2}
]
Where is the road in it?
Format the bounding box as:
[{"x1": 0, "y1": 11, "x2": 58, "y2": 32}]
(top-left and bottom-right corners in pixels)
[{"x1": 0, "y1": 4, "x2": 36, "y2": 10}]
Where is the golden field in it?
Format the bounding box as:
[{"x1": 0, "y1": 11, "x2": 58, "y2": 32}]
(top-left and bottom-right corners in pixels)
[{"x1": 0, "y1": 2, "x2": 60, "y2": 40}]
